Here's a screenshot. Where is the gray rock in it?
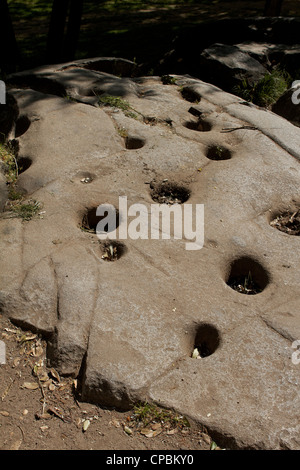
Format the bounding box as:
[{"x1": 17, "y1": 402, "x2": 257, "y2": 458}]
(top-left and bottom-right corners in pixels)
[
  {"x1": 199, "y1": 43, "x2": 268, "y2": 92},
  {"x1": 0, "y1": 63, "x2": 300, "y2": 449}
]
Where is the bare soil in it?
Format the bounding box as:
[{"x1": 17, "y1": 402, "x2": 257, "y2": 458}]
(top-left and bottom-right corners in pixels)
[{"x1": 0, "y1": 314, "x2": 215, "y2": 451}]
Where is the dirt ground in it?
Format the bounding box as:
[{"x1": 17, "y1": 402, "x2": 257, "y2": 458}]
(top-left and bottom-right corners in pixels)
[{"x1": 0, "y1": 314, "x2": 218, "y2": 451}]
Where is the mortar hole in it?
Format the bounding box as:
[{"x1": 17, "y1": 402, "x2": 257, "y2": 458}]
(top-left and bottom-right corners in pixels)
[
  {"x1": 184, "y1": 119, "x2": 212, "y2": 132},
  {"x1": 150, "y1": 181, "x2": 190, "y2": 204},
  {"x1": 17, "y1": 157, "x2": 32, "y2": 174},
  {"x1": 191, "y1": 323, "x2": 220, "y2": 358},
  {"x1": 100, "y1": 240, "x2": 127, "y2": 261},
  {"x1": 15, "y1": 115, "x2": 31, "y2": 137},
  {"x1": 81, "y1": 206, "x2": 119, "y2": 234},
  {"x1": 181, "y1": 87, "x2": 201, "y2": 103},
  {"x1": 206, "y1": 145, "x2": 231, "y2": 161},
  {"x1": 226, "y1": 257, "x2": 269, "y2": 295},
  {"x1": 270, "y1": 209, "x2": 300, "y2": 236},
  {"x1": 125, "y1": 135, "x2": 145, "y2": 150}
]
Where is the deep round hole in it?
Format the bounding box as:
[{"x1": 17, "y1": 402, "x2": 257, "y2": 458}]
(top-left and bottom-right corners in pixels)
[
  {"x1": 270, "y1": 209, "x2": 300, "y2": 236},
  {"x1": 206, "y1": 145, "x2": 231, "y2": 161},
  {"x1": 184, "y1": 119, "x2": 212, "y2": 132},
  {"x1": 17, "y1": 157, "x2": 32, "y2": 174},
  {"x1": 181, "y1": 87, "x2": 201, "y2": 103},
  {"x1": 226, "y1": 257, "x2": 269, "y2": 295},
  {"x1": 100, "y1": 240, "x2": 127, "y2": 261},
  {"x1": 81, "y1": 206, "x2": 119, "y2": 233},
  {"x1": 150, "y1": 181, "x2": 190, "y2": 204},
  {"x1": 15, "y1": 115, "x2": 31, "y2": 138},
  {"x1": 192, "y1": 323, "x2": 220, "y2": 358},
  {"x1": 125, "y1": 135, "x2": 145, "y2": 150}
]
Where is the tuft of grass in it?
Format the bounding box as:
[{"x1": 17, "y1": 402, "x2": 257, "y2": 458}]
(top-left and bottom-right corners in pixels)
[
  {"x1": 11, "y1": 199, "x2": 41, "y2": 221},
  {"x1": 161, "y1": 75, "x2": 177, "y2": 85},
  {"x1": 233, "y1": 69, "x2": 291, "y2": 108},
  {"x1": 98, "y1": 94, "x2": 138, "y2": 119},
  {"x1": 132, "y1": 402, "x2": 190, "y2": 429}
]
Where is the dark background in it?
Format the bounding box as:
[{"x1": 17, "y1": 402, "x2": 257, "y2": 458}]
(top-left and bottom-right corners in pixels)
[{"x1": 1, "y1": 0, "x2": 300, "y2": 75}]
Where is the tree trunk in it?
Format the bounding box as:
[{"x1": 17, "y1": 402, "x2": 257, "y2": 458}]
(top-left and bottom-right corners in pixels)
[
  {"x1": 46, "y1": 0, "x2": 70, "y2": 63},
  {"x1": 264, "y1": 0, "x2": 284, "y2": 16},
  {"x1": 0, "y1": 0, "x2": 19, "y2": 73},
  {"x1": 64, "y1": 0, "x2": 84, "y2": 62}
]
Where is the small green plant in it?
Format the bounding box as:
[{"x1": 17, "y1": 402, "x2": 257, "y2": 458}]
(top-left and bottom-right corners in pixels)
[
  {"x1": 132, "y1": 402, "x2": 190, "y2": 429},
  {"x1": 98, "y1": 94, "x2": 138, "y2": 119},
  {"x1": 11, "y1": 199, "x2": 41, "y2": 221},
  {"x1": 215, "y1": 145, "x2": 224, "y2": 158},
  {"x1": 8, "y1": 187, "x2": 23, "y2": 201},
  {"x1": 0, "y1": 142, "x2": 18, "y2": 185},
  {"x1": 161, "y1": 75, "x2": 177, "y2": 85},
  {"x1": 116, "y1": 126, "x2": 128, "y2": 138},
  {"x1": 233, "y1": 69, "x2": 291, "y2": 108}
]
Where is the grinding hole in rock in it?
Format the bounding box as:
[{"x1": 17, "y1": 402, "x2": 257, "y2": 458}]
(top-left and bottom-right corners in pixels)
[
  {"x1": 15, "y1": 115, "x2": 31, "y2": 138},
  {"x1": 100, "y1": 240, "x2": 127, "y2": 261},
  {"x1": 181, "y1": 87, "x2": 201, "y2": 103},
  {"x1": 206, "y1": 145, "x2": 231, "y2": 161},
  {"x1": 17, "y1": 157, "x2": 32, "y2": 174},
  {"x1": 150, "y1": 181, "x2": 190, "y2": 204},
  {"x1": 125, "y1": 135, "x2": 145, "y2": 150},
  {"x1": 270, "y1": 209, "x2": 300, "y2": 236},
  {"x1": 191, "y1": 323, "x2": 220, "y2": 359},
  {"x1": 226, "y1": 256, "x2": 269, "y2": 295},
  {"x1": 184, "y1": 119, "x2": 212, "y2": 132},
  {"x1": 81, "y1": 206, "x2": 120, "y2": 234}
]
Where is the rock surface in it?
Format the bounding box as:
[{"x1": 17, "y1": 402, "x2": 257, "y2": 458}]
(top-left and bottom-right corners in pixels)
[{"x1": 1, "y1": 60, "x2": 300, "y2": 449}]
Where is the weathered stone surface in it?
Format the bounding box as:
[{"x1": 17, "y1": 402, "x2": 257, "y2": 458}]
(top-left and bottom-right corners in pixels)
[
  {"x1": 0, "y1": 63, "x2": 300, "y2": 449},
  {"x1": 199, "y1": 43, "x2": 267, "y2": 90},
  {"x1": 272, "y1": 82, "x2": 300, "y2": 127}
]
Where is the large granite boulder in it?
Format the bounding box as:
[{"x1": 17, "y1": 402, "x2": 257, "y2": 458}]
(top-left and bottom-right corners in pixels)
[{"x1": 0, "y1": 59, "x2": 300, "y2": 449}]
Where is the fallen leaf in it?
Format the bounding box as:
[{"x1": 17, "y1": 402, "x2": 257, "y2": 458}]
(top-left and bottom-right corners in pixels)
[
  {"x1": 31, "y1": 346, "x2": 44, "y2": 357},
  {"x1": 19, "y1": 334, "x2": 37, "y2": 344},
  {"x1": 192, "y1": 348, "x2": 200, "y2": 359},
  {"x1": 82, "y1": 419, "x2": 90, "y2": 432},
  {"x1": 124, "y1": 426, "x2": 133, "y2": 436},
  {"x1": 40, "y1": 425, "x2": 49, "y2": 432},
  {"x1": 110, "y1": 419, "x2": 121, "y2": 428},
  {"x1": 50, "y1": 368, "x2": 60, "y2": 382},
  {"x1": 166, "y1": 428, "x2": 178, "y2": 435},
  {"x1": 13, "y1": 357, "x2": 20, "y2": 368},
  {"x1": 35, "y1": 412, "x2": 51, "y2": 420},
  {"x1": 151, "y1": 423, "x2": 161, "y2": 431},
  {"x1": 22, "y1": 382, "x2": 39, "y2": 390},
  {"x1": 140, "y1": 428, "x2": 154, "y2": 438}
]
